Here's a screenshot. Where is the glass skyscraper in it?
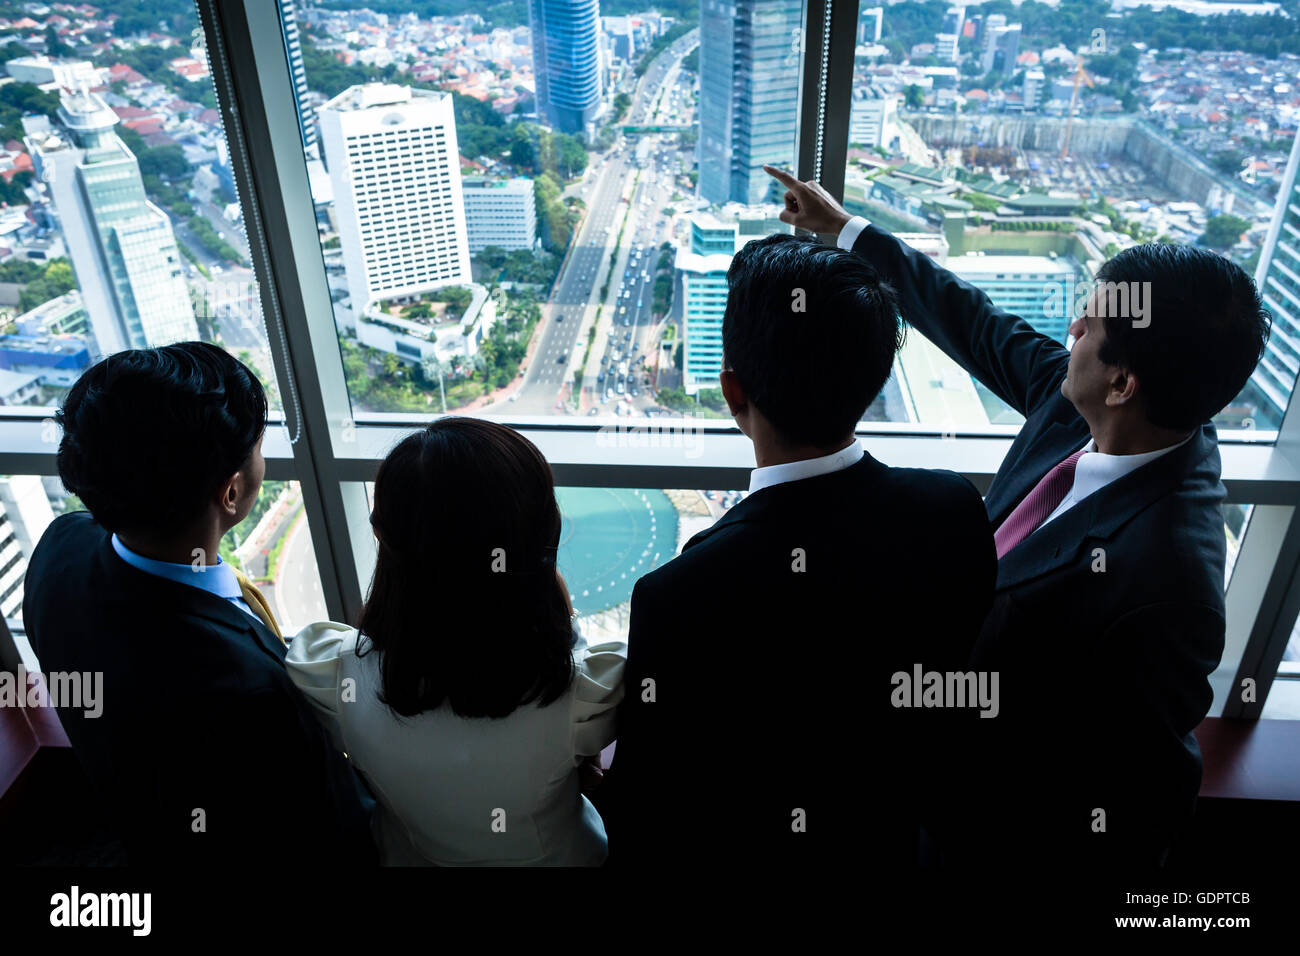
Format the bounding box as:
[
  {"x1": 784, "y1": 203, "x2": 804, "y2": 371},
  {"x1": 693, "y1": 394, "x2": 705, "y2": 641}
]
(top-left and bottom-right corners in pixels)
[
  {"x1": 698, "y1": 0, "x2": 801, "y2": 206},
  {"x1": 528, "y1": 0, "x2": 605, "y2": 134},
  {"x1": 1247, "y1": 132, "x2": 1300, "y2": 428},
  {"x1": 280, "y1": 0, "x2": 317, "y2": 154},
  {"x1": 676, "y1": 214, "x2": 739, "y2": 392},
  {"x1": 29, "y1": 91, "x2": 197, "y2": 355}
]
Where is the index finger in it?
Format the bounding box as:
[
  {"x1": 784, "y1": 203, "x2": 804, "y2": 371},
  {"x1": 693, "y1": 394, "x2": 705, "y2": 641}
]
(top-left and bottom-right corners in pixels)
[{"x1": 763, "y1": 164, "x2": 801, "y2": 190}]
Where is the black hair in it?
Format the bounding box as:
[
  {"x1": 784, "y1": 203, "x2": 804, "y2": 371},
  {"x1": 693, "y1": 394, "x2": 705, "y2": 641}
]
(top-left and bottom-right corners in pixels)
[
  {"x1": 722, "y1": 232, "x2": 903, "y2": 447},
  {"x1": 56, "y1": 341, "x2": 268, "y2": 537},
  {"x1": 1094, "y1": 243, "x2": 1270, "y2": 430},
  {"x1": 356, "y1": 417, "x2": 576, "y2": 720}
]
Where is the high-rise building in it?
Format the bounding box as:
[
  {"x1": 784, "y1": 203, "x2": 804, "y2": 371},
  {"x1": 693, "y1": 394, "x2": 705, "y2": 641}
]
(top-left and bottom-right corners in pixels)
[
  {"x1": 1247, "y1": 131, "x2": 1300, "y2": 427},
  {"x1": 858, "y1": 6, "x2": 883, "y2": 44},
  {"x1": 849, "y1": 87, "x2": 898, "y2": 149},
  {"x1": 675, "y1": 214, "x2": 738, "y2": 393},
  {"x1": 528, "y1": 0, "x2": 605, "y2": 134},
  {"x1": 979, "y1": 14, "x2": 1006, "y2": 73},
  {"x1": 1022, "y1": 69, "x2": 1045, "y2": 110},
  {"x1": 28, "y1": 91, "x2": 198, "y2": 355},
  {"x1": 279, "y1": 0, "x2": 317, "y2": 154},
  {"x1": 698, "y1": 0, "x2": 802, "y2": 205},
  {"x1": 318, "y1": 84, "x2": 472, "y2": 311},
  {"x1": 950, "y1": 254, "x2": 1077, "y2": 344},
  {"x1": 989, "y1": 23, "x2": 1022, "y2": 75},
  {"x1": 6, "y1": 55, "x2": 100, "y2": 88},
  {"x1": 0, "y1": 476, "x2": 54, "y2": 621},
  {"x1": 935, "y1": 6, "x2": 965, "y2": 63},
  {"x1": 462, "y1": 177, "x2": 537, "y2": 253}
]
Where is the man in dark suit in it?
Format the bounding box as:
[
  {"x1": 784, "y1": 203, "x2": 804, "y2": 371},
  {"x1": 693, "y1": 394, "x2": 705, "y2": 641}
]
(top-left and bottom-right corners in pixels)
[
  {"x1": 24, "y1": 342, "x2": 374, "y2": 865},
  {"x1": 765, "y1": 165, "x2": 1271, "y2": 869},
  {"x1": 594, "y1": 233, "x2": 997, "y2": 866}
]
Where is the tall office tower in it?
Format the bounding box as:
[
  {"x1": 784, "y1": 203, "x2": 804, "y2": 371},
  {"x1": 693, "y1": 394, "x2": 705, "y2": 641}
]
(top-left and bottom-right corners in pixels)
[
  {"x1": 849, "y1": 87, "x2": 898, "y2": 149},
  {"x1": 28, "y1": 91, "x2": 198, "y2": 355},
  {"x1": 979, "y1": 13, "x2": 1006, "y2": 72},
  {"x1": 462, "y1": 177, "x2": 537, "y2": 253},
  {"x1": 935, "y1": 6, "x2": 965, "y2": 63},
  {"x1": 318, "y1": 84, "x2": 472, "y2": 312},
  {"x1": 1247, "y1": 131, "x2": 1300, "y2": 428},
  {"x1": 1022, "y1": 69, "x2": 1045, "y2": 110},
  {"x1": 998, "y1": 23, "x2": 1022, "y2": 74},
  {"x1": 0, "y1": 475, "x2": 54, "y2": 620},
  {"x1": 858, "y1": 6, "x2": 883, "y2": 44},
  {"x1": 675, "y1": 214, "x2": 739, "y2": 393},
  {"x1": 950, "y1": 254, "x2": 1076, "y2": 344},
  {"x1": 279, "y1": 0, "x2": 317, "y2": 154},
  {"x1": 528, "y1": 0, "x2": 605, "y2": 134},
  {"x1": 698, "y1": 0, "x2": 802, "y2": 206}
]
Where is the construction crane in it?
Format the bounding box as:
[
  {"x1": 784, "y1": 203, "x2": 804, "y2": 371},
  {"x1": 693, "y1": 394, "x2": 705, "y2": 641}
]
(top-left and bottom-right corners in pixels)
[{"x1": 1059, "y1": 57, "x2": 1095, "y2": 162}]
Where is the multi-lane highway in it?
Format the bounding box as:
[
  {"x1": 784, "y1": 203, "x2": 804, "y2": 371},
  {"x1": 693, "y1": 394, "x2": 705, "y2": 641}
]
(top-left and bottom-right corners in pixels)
[{"x1": 483, "y1": 30, "x2": 699, "y2": 416}]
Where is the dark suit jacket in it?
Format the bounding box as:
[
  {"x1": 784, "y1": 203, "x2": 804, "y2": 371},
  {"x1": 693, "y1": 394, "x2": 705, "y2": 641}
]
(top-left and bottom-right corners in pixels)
[
  {"x1": 595, "y1": 451, "x2": 996, "y2": 866},
  {"x1": 23, "y1": 512, "x2": 375, "y2": 865},
  {"x1": 849, "y1": 222, "x2": 1226, "y2": 868}
]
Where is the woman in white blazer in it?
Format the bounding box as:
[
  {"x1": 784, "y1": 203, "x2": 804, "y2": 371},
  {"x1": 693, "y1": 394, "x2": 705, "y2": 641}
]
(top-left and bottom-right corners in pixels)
[{"x1": 286, "y1": 418, "x2": 625, "y2": 866}]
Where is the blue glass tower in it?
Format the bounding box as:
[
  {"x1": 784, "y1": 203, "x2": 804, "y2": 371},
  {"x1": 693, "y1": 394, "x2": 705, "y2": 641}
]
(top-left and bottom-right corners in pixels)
[
  {"x1": 698, "y1": 0, "x2": 801, "y2": 205},
  {"x1": 529, "y1": 0, "x2": 605, "y2": 134}
]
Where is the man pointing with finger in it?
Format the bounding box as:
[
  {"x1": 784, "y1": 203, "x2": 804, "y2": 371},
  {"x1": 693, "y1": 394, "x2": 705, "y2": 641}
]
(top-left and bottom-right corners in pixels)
[{"x1": 761, "y1": 164, "x2": 1269, "y2": 870}]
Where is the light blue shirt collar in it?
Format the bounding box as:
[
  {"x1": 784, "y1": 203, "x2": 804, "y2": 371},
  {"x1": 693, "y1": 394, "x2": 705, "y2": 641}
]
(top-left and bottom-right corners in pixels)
[{"x1": 111, "y1": 534, "x2": 259, "y2": 620}]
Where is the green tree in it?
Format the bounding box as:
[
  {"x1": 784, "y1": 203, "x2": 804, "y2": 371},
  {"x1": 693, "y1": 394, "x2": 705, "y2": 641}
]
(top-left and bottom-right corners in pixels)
[{"x1": 1199, "y1": 214, "x2": 1251, "y2": 250}]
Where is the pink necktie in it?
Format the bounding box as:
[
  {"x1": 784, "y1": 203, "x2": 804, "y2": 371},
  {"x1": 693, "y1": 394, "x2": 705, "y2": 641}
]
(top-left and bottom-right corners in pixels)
[{"x1": 994, "y1": 449, "x2": 1088, "y2": 559}]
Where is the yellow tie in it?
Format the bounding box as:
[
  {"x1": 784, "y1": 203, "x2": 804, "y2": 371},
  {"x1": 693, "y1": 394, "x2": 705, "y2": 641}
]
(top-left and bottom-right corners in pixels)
[{"x1": 233, "y1": 567, "x2": 284, "y2": 645}]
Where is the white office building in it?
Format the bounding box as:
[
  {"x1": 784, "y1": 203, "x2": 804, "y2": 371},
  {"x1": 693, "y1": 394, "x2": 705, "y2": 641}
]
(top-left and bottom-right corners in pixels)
[
  {"x1": 462, "y1": 177, "x2": 537, "y2": 253},
  {"x1": 935, "y1": 6, "x2": 965, "y2": 62},
  {"x1": 6, "y1": 55, "x2": 101, "y2": 89},
  {"x1": 318, "y1": 84, "x2": 472, "y2": 312},
  {"x1": 0, "y1": 475, "x2": 54, "y2": 620},
  {"x1": 859, "y1": 7, "x2": 884, "y2": 44},
  {"x1": 849, "y1": 88, "x2": 898, "y2": 149},
  {"x1": 27, "y1": 91, "x2": 197, "y2": 354},
  {"x1": 1023, "y1": 69, "x2": 1046, "y2": 111}
]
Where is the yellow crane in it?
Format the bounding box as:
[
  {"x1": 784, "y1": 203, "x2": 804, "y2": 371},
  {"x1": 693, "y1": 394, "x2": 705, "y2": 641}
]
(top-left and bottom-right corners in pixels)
[{"x1": 1059, "y1": 57, "x2": 1096, "y2": 161}]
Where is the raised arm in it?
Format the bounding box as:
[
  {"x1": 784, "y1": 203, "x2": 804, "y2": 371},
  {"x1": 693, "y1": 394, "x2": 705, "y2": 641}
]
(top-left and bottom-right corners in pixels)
[{"x1": 764, "y1": 165, "x2": 1070, "y2": 418}]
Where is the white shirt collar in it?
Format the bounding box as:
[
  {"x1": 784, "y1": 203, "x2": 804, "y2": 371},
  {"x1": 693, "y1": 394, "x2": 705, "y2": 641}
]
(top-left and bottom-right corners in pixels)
[
  {"x1": 1041, "y1": 431, "x2": 1196, "y2": 527},
  {"x1": 748, "y1": 441, "x2": 865, "y2": 495}
]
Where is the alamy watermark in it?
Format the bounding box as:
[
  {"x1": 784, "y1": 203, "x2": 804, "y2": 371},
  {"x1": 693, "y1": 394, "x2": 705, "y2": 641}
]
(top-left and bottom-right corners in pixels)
[
  {"x1": 0, "y1": 664, "x2": 103, "y2": 718},
  {"x1": 1043, "y1": 278, "x2": 1152, "y2": 329},
  {"x1": 890, "y1": 664, "x2": 999, "y2": 718}
]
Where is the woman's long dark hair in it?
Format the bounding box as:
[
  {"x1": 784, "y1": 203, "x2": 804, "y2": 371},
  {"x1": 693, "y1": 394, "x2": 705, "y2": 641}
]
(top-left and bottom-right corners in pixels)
[{"x1": 356, "y1": 417, "x2": 576, "y2": 719}]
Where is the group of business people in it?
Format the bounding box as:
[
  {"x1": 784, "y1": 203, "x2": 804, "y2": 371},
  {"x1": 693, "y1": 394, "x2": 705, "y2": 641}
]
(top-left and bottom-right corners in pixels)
[{"x1": 23, "y1": 166, "x2": 1268, "y2": 869}]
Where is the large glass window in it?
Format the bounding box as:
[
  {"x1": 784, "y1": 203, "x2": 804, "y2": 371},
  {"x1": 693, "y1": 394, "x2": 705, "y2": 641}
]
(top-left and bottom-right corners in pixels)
[
  {"x1": 285, "y1": 2, "x2": 799, "y2": 426},
  {"x1": 0, "y1": 474, "x2": 322, "y2": 665},
  {"x1": 0, "y1": 1, "x2": 278, "y2": 411},
  {"x1": 839, "y1": 4, "x2": 1290, "y2": 439}
]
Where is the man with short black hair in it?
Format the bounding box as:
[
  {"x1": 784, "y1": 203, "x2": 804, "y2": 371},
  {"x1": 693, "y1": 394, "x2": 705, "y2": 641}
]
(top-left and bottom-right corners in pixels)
[
  {"x1": 25, "y1": 342, "x2": 374, "y2": 864},
  {"x1": 595, "y1": 233, "x2": 997, "y2": 866},
  {"x1": 765, "y1": 165, "x2": 1271, "y2": 868}
]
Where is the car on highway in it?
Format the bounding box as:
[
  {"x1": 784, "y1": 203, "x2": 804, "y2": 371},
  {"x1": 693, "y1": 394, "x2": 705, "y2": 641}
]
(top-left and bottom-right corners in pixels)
[{"x1": 557, "y1": 353, "x2": 567, "y2": 364}]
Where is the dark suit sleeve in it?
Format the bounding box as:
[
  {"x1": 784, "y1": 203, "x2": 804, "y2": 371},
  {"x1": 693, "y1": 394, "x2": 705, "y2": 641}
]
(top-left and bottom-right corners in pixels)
[
  {"x1": 591, "y1": 573, "x2": 668, "y2": 863},
  {"x1": 1074, "y1": 601, "x2": 1223, "y2": 863},
  {"x1": 849, "y1": 222, "x2": 1071, "y2": 418},
  {"x1": 157, "y1": 686, "x2": 375, "y2": 865}
]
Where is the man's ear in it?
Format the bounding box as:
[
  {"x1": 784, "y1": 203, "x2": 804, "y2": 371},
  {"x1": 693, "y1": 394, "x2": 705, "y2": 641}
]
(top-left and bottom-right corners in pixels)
[
  {"x1": 215, "y1": 469, "x2": 243, "y2": 522},
  {"x1": 1105, "y1": 365, "x2": 1140, "y2": 408},
  {"x1": 720, "y1": 369, "x2": 747, "y2": 417}
]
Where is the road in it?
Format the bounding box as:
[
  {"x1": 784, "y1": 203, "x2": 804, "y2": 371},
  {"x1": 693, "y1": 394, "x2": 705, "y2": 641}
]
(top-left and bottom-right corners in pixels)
[
  {"x1": 270, "y1": 508, "x2": 328, "y2": 630},
  {"x1": 483, "y1": 29, "x2": 699, "y2": 417}
]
